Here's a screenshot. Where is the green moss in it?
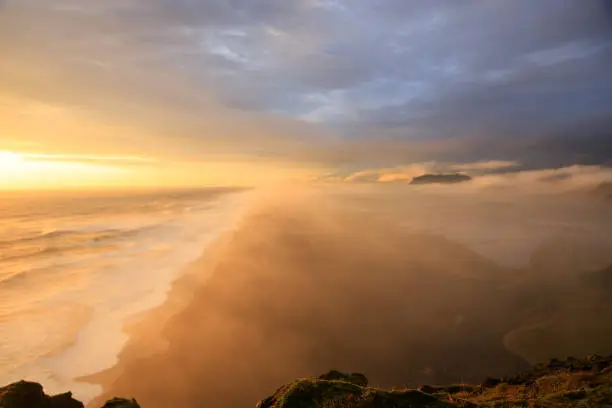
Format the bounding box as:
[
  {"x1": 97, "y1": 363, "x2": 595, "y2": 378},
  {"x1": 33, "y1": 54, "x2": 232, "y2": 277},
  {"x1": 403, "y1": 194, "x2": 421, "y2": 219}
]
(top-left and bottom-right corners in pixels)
[
  {"x1": 257, "y1": 378, "x2": 453, "y2": 408},
  {"x1": 258, "y1": 356, "x2": 612, "y2": 408}
]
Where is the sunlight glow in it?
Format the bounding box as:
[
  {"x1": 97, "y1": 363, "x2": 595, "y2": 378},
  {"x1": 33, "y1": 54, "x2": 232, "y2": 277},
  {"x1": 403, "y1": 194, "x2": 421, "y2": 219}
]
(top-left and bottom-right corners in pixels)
[
  {"x1": 0, "y1": 150, "x2": 128, "y2": 190},
  {"x1": 0, "y1": 151, "x2": 26, "y2": 171},
  {"x1": 0, "y1": 149, "x2": 321, "y2": 190}
]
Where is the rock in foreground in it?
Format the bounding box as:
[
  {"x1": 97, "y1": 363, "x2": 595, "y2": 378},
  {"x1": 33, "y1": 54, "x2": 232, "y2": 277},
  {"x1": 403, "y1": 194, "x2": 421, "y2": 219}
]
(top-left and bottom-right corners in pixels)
[
  {"x1": 0, "y1": 381, "x2": 139, "y2": 408},
  {"x1": 257, "y1": 359, "x2": 612, "y2": 408},
  {"x1": 257, "y1": 371, "x2": 470, "y2": 408},
  {"x1": 3, "y1": 355, "x2": 612, "y2": 407}
]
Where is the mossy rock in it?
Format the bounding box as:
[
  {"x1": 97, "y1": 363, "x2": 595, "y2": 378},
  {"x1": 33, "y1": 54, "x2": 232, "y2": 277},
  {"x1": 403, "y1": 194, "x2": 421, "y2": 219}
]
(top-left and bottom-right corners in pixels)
[
  {"x1": 257, "y1": 375, "x2": 456, "y2": 408},
  {"x1": 318, "y1": 371, "x2": 369, "y2": 387},
  {"x1": 101, "y1": 398, "x2": 141, "y2": 408}
]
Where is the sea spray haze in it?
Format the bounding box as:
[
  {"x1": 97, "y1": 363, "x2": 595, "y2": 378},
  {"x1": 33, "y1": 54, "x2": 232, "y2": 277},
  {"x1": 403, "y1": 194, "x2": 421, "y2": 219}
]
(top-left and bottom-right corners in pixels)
[
  {"x1": 1, "y1": 0, "x2": 612, "y2": 407},
  {"x1": 0, "y1": 188, "x2": 252, "y2": 401},
  {"x1": 86, "y1": 185, "x2": 612, "y2": 408}
]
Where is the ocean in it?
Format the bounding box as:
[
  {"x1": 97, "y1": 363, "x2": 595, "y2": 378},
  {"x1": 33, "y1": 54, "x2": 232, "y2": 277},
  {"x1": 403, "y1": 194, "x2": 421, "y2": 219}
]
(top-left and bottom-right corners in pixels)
[
  {"x1": 0, "y1": 188, "x2": 252, "y2": 400},
  {"x1": 1, "y1": 186, "x2": 612, "y2": 405}
]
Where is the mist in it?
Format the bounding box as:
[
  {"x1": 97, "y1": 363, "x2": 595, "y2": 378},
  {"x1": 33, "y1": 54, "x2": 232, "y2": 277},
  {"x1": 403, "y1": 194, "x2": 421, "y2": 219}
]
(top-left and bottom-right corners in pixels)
[{"x1": 85, "y1": 184, "x2": 612, "y2": 408}]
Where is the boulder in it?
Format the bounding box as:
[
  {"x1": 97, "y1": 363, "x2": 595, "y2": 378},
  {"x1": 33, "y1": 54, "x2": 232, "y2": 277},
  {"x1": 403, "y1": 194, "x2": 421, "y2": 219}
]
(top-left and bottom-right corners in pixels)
[
  {"x1": 0, "y1": 381, "x2": 139, "y2": 408},
  {"x1": 258, "y1": 374, "x2": 455, "y2": 408},
  {"x1": 0, "y1": 381, "x2": 83, "y2": 408},
  {"x1": 101, "y1": 398, "x2": 141, "y2": 408}
]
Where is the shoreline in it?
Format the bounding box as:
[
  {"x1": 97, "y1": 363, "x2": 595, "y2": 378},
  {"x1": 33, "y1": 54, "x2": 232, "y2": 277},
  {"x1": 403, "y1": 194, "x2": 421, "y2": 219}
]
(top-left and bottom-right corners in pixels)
[
  {"x1": 80, "y1": 198, "x2": 532, "y2": 408},
  {"x1": 41, "y1": 189, "x2": 257, "y2": 404},
  {"x1": 78, "y1": 214, "x2": 244, "y2": 407}
]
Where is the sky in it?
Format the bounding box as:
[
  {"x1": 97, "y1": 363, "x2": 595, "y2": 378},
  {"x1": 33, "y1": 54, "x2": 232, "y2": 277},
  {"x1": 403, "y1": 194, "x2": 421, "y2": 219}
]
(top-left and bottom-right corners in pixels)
[{"x1": 1, "y1": 0, "x2": 611, "y2": 189}]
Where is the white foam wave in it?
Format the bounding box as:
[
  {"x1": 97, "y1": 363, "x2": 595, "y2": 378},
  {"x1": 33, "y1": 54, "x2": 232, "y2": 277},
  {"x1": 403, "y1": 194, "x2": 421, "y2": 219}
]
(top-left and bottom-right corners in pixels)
[{"x1": 0, "y1": 190, "x2": 253, "y2": 402}]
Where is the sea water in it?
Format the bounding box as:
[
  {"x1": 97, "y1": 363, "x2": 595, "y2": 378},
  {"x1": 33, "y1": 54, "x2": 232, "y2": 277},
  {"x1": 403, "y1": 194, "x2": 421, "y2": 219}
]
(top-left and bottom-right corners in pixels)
[{"x1": 0, "y1": 188, "x2": 252, "y2": 401}]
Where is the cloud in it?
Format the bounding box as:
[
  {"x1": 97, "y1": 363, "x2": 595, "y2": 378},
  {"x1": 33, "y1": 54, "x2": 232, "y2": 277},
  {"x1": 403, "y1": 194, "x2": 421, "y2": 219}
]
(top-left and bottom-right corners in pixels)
[
  {"x1": 538, "y1": 172, "x2": 574, "y2": 183},
  {"x1": 449, "y1": 161, "x2": 519, "y2": 172},
  {"x1": 323, "y1": 161, "x2": 612, "y2": 196},
  {"x1": 333, "y1": 160, "x2": 518, "y2": 184},
  {"x1": 22, "y1": 153, "x2": 158, "y2": 166},
  {"x1": 1, "y1": 0, "x2": 611, "y2": 183},
  {"x1": 471, "y1": 165, "x2": 612, "y2": 193},
  {"x1": 339, "y1": 163, "x2": 433, "y2": 184}
]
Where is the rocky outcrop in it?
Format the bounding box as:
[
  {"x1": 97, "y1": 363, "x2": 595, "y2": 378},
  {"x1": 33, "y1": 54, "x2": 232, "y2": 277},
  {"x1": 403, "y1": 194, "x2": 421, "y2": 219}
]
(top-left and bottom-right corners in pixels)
[
  {"x1": 410, "y1": 174, "x2": 472, "y2": 185},
  {"x1": 257, "y1": 358, "x2": 612, "y2": 407},
  {"x1": 0, "y1": 381, "x2": 83, "y2": 408},
  {"x1": 4, "y1": 355, "x2": 612, "y2": 407},
  {"x1": 0, "y1": 381, "x2": 139, "y2": 408},
  {"x1": 257, "y1": 381, "x2": 453, "y2": 408},
  {"x1": 318, "y1": 370, "x2": 368, "y2": 387},
  {"x1": 256, "y1": 371, "x2": 472, "y2": 408},
  {"x1": 100, "y1": 398, "x2": 141, "y2": 408}
]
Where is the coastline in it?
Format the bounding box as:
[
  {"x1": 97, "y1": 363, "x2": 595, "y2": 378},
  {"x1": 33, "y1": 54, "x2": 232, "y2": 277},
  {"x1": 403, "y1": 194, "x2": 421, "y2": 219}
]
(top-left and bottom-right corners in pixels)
[
  {"x1": 0, "y1": 188, "x2": 258, "y2": 402},
  {"x1": 81, "y1": 198, "x2": 530, "y2": 408},
  {"x1": 78, "y1": 221, "x2": 242, "y2": 406}
]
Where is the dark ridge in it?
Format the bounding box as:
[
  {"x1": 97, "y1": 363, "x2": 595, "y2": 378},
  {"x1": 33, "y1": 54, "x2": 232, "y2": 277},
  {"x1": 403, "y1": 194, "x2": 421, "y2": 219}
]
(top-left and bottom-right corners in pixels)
[{"x1": 410, "y1": 173, "x2": 472, "y2": 185}]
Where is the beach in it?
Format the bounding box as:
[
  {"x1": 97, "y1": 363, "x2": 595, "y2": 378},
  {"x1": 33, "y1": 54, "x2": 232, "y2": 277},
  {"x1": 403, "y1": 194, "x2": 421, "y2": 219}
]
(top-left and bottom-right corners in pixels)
[
  {"x1": 82, "y1": 186, "x2": 612, "y2": 408},
  {"x1": 0, "y1": 188, "x2": 254, "y2": 402},
  {"x1": 4, "y1": 186, "x2": 611, "y2": 407}
]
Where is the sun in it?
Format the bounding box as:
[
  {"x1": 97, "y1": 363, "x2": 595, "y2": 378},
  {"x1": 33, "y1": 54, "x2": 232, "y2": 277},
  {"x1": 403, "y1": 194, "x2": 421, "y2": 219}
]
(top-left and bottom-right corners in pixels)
[
  {"x1": 0, "y1": 150, "x2": 128, "y2": 190},
  {"x1": 0, "y1": 151, "x2": 26, "y2": 171}
]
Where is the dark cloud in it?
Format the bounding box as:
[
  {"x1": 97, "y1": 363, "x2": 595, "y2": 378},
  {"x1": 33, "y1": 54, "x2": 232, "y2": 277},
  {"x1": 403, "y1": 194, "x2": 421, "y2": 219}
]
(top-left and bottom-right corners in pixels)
[{"x1": 2, "y1": 0, "x2": 611, "y2": 168}]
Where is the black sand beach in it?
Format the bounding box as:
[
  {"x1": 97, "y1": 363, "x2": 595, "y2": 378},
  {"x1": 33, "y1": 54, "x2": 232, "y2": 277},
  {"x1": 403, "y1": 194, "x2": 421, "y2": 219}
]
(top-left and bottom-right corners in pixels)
[{"x1": 85, "y1": 192, "x2": 531, "y2": 408}]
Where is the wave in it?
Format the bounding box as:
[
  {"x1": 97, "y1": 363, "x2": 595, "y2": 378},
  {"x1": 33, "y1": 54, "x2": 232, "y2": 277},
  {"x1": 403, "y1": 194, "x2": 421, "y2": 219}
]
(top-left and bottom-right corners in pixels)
[
  {"x1": 0, "y1": 228, "x2": 147, "y2": 285},
  {"x1": 0, "y1": 227, "x2": 141, "y2": 247},
  {"x1": 0, "y1": 227, "x2": 148, "y2": 261},
  {"x1": 0, "y1": 188, "x2": 255, "y2": 401}
]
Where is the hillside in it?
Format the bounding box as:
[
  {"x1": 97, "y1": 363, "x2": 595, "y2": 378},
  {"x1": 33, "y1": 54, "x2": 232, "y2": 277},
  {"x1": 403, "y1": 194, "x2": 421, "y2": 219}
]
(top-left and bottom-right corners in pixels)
[{"x1": 3, "y1": 354, "x2": 611, "y2": 407}]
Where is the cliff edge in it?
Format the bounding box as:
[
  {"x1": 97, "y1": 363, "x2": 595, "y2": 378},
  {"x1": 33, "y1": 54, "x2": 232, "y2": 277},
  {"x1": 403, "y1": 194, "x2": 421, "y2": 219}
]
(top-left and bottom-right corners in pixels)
[
  {"x1": 257, "y1": 355, "x2": 612, "y2": 407},
  {"x1": 2, "y1": 354, "x2": 611, "y2": 407}
]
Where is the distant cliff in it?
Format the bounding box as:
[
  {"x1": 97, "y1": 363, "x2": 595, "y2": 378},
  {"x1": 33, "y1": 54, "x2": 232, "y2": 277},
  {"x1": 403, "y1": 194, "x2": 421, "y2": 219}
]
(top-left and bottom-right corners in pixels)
[
  {"x1": 3, "y1": 354, "x2": 611, "y2": 407},
  {"x1": 410, "y1": 173, "x2": 472, "y2": 185}
]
